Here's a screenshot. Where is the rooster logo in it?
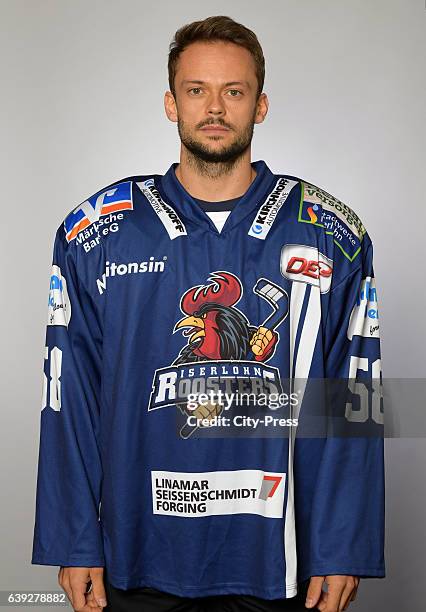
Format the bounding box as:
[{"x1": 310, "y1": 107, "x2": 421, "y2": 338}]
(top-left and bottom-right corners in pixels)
[
  {"x1": 173, "y1": 272, "x2": 288, "y2": 365},
  {"x1": 170, "y1": 271, "x2": 289, "y2": 437}
]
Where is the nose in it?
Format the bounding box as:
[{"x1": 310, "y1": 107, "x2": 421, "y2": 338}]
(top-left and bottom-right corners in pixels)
[{"x1": 206, "y1": 91, "x2": 225, "y2": 117}]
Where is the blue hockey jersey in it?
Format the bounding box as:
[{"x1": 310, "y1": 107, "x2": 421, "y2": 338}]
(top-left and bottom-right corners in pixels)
[{"x1": 31, "y1": 159, "x2": 385, "y2": 599}]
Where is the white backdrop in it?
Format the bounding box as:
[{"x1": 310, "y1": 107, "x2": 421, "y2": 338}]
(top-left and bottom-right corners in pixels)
[{"x1": 0, "y1": 1, "x2": 425, "y2": 610}]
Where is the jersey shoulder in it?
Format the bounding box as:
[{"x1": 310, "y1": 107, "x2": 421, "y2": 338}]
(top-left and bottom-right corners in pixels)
[
  {"x1": 280, "y1": 173, "x2": 371, "y2": 266},
  {"x1": 300, "y1": 178, "x2": 367, "y2": 239},
  {"x1": 59, "y1": 173, "x2": 156, "y2": 247}
]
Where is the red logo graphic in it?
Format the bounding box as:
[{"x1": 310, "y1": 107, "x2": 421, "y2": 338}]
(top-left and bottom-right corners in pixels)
[
  {"x1": 286, "y1": 256, "x2": 332, "y2": 281},
  {"x1": 258, "y1": 474, "x2": 283, "y2": 500}
]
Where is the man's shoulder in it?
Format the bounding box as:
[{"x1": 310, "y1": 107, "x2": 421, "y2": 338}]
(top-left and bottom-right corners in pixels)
[
  {"x1": 275, "y1": 171, "x2": 366, "y2": 232},
  {"x1": 277, "y1": 171, "x2": 372, "y2": 266},
  {"x1": 299, "y1": 177, "x2": 367, "y2": 237},
  {"x1": 57, "y1": 172, "x2": 158, "y2": 247}
]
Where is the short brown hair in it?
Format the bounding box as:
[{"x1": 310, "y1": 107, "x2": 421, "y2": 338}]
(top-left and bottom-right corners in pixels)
[{"x1": 168, "y1": 15, "x2": 265, "y2": 99}]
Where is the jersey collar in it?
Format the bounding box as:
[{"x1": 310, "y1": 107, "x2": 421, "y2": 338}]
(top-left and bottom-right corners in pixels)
[{"x1": 156, "y1": 159, "x2": 276, "y2": 235}]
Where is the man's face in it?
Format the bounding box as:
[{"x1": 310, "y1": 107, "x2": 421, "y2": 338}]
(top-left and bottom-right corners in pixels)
[{"x1": 167, "y1": 41, "x2": 267, "y2": 164}]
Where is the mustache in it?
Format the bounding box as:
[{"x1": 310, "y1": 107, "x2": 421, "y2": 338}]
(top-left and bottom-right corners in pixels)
[{"x1": 199, "y1": 121, "x2": 231, "y2": 129}]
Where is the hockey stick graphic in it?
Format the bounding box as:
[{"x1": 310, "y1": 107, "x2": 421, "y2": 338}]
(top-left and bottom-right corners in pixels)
[
  {"x1": 246, "y1": 277, "x2": 289, "y2": 361},
  {"x1": 179, "y1": 278, "x2": 289, "y2": 440}
]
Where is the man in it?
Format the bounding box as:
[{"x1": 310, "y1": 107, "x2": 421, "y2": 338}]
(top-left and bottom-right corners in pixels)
[{"x1": 32, "y1": 15, "x2": 385, "y2": 612}]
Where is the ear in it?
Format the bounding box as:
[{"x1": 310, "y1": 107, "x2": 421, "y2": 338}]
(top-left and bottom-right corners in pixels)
[
  {"x1": 164, "y1": 91, "x2": 178, "y2": 123},
  {"x1": 254, "y1": 92, "x2": 269, "y2": 125}
]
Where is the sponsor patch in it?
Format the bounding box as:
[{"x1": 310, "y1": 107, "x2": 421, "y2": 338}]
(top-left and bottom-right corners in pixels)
[
  {"x1": 152, "y1": 469, "x2": 286, "y2": 517},
  {"x1": 280, "y1": 244, "x2": 333, "y2": 293},
  {"x1": 248, "y1": 178, "x2": 298, "y2": 240},
  {"x1": 136, "y1": 178, "x2": 187, "y2": 239},
  {"x1": 347, "y1": 276, "x2": 380, "y2": 339},
  {"x1": 298, "y1": 182, "x2": 366, "y2": 262},
  {"x1": 64, "y1": 181, "x2": 133, "y2": 244},
  {"x1": 47, "y1": 264, "x2": 71, "y2": 326},
  {"x1": 95, "y1": 256, "x2": 168, "y2": 295}
]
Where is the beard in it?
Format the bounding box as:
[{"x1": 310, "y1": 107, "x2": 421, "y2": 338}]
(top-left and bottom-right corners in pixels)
[{"x1": 176, "y1": 108, "x2": 257, "y2": 177}]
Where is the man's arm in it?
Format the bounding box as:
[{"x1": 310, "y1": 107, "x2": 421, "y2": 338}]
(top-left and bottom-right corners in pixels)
[
  {"x1": 305, "y1": 233, "x2": 385, "y2": 610},
  {"x1": 31, "y1": 225, "x2": 107, "y2": 609}
]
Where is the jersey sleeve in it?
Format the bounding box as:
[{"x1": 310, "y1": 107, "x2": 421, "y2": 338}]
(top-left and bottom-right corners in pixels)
[
  {"x1": 31, "y1": 225, "x2": 105, "y2": 567},
  {"x1": 308, "y1": 232, "x2": 385, "y2": 578}
]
